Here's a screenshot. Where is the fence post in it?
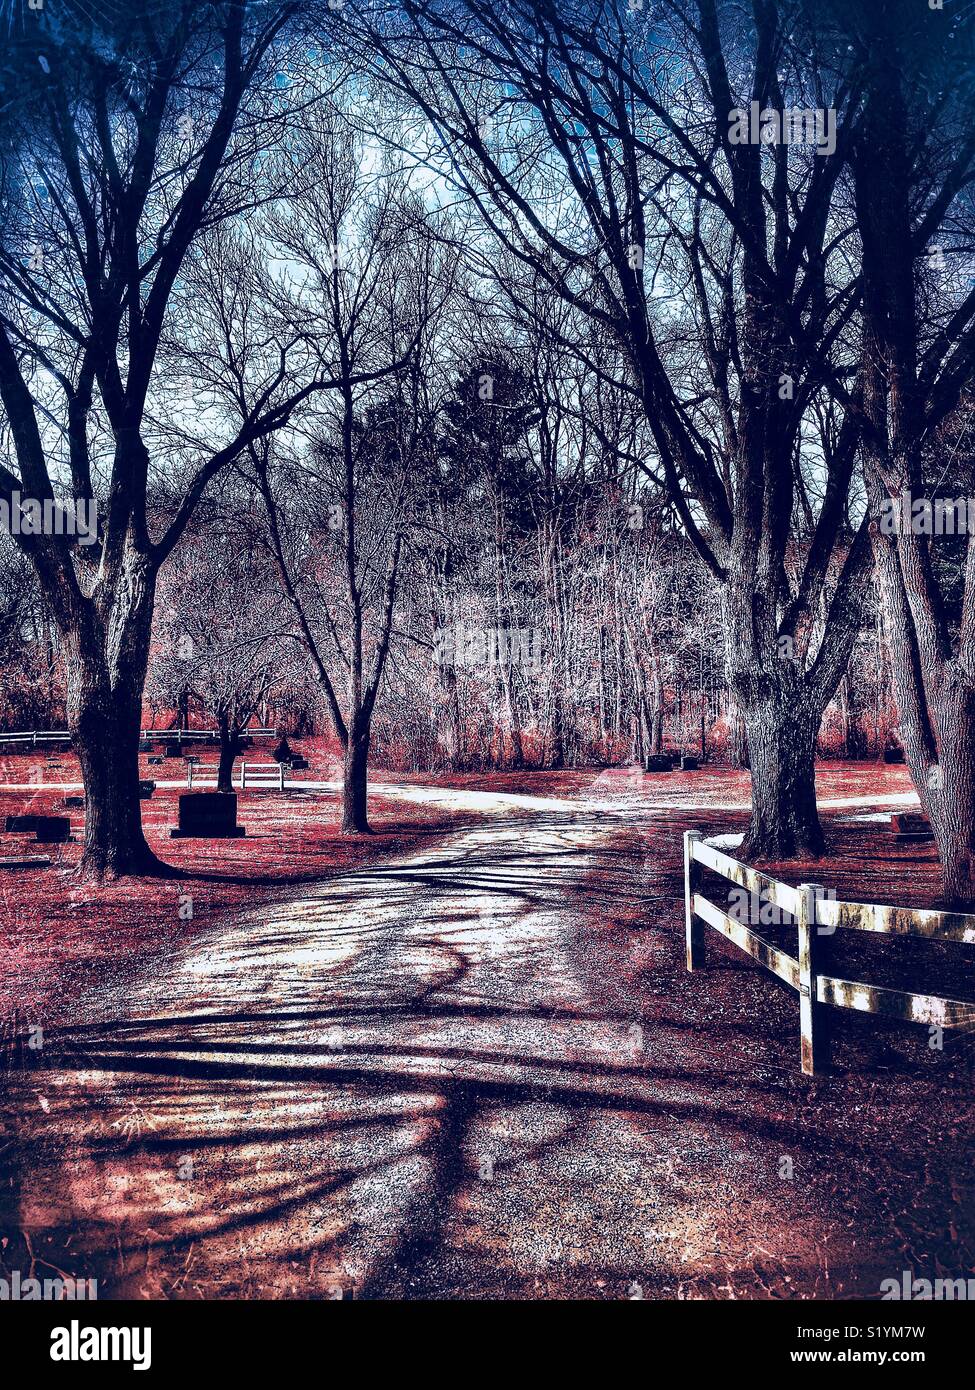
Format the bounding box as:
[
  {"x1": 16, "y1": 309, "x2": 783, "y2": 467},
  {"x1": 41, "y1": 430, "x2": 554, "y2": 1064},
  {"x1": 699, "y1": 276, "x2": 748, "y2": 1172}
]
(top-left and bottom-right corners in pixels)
[
  {"x1": 798, "y1": 883, "x2": 831, "y2": 1076},
  {"x1": 684, "y1": 831, "x2": 705, "y2": 971},
  {"x1": 279, "y1": 763, "x2": 285, "y2": 791},
  {"x1": 240, "y1": 764, "x2": 246, "y2": 791},
  {"x1": 187, "y1": 763, "x2": 193, "y2": 790}
]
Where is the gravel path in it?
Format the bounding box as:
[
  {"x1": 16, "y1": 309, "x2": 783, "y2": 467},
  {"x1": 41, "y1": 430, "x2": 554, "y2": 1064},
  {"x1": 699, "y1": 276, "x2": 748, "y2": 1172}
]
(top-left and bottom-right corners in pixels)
[{"x1": 3, "y1": 782, "x2": 972, "y2": 1299}]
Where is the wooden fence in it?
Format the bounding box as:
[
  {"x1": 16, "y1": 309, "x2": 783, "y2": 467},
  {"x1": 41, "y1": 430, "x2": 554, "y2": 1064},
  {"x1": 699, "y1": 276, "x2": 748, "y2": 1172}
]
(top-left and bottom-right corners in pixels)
[
  {"x1": 684, "y1": 831, "x2": 975, "y2": 1075},
  {"x1": 148, "y1": 728, "x2": 277, "y2": 744},
  {"x1": 239, "y1": 762, "x2": 286, "y2": 791},
  {"x1": 0, "y1": 728, "x2": 278, "y2": 749},
  {"x1": 0, "y1": 731, "x2": 71, "y2": 748}
]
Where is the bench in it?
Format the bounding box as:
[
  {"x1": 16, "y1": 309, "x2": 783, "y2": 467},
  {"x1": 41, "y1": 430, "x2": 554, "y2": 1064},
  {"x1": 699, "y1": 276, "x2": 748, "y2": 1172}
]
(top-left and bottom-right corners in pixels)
[{"x1": 239, "y1": 762, "x2": 287, "y2": 791}]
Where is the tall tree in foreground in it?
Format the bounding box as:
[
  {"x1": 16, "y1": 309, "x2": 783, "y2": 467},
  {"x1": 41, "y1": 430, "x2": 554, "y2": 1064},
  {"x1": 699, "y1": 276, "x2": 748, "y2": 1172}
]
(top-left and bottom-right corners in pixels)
[
  {"x1": 847, "y1": 0, "x2": 975, "y2": 904},
  {"x1": 343, "y1": 0, "x2": 872, "y2": 858},
  {"x1": 0, "y1": 3, "x2": 329, "y2": 877}
]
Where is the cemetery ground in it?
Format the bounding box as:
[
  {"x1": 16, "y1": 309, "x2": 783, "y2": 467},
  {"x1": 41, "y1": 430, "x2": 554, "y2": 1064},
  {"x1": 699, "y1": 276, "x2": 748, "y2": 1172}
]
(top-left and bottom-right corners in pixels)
[{"x1": 0, "y1": 750, "x2": 973, "y2": 1299}]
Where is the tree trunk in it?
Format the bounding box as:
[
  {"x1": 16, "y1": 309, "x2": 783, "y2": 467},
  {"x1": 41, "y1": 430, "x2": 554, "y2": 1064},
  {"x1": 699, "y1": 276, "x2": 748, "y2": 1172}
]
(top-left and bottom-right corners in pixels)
[
  {"x1": 342, "y1": 724, "x2": 371, "y2": 833},
  {"x1": 69, "y1": 642, "x2": 163, "y2": 880},
  {"x1": 913, "y1": 682, "x2": 975, "y2": 908},
  {"x1": 62, "y1": 547, "x2": 173, "y2": 881},
  {"x1": 727, "y1": 692, "x2": 750, "y2": 769},
  {"x1": 738, "y1": 680, "x2": 824, "y2": 860},
  {"x1": 217, "y1": 716, "x2": 241, "y2": 795},
  {"x1": 74, "y1": 696, "x2": 157, "y2": 879}
]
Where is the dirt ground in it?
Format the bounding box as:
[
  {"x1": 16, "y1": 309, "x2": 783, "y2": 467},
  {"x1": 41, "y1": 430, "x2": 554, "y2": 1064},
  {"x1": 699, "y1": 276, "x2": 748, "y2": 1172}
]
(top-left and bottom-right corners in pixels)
[{"x1": 1, "y1": 756, "x2": 973, "y2": 1299}]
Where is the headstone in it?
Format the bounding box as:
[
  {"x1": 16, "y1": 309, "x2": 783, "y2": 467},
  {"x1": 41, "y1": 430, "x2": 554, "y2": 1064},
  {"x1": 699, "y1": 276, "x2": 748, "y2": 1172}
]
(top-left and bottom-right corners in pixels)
[
  {"x1": 273, "y1": 736, "x2": 294, "y2": 764},
  {"x1": 645, "y1": 754, "x2": 674, "y2": 773},
  {"x1": 0, "y1": 855, "x2": 51, "y2": 870},
  {"x1": 139, "y1": 780, "x2": 156, "y2": 800},
  {"x1": 680, "y1": 756, "x2": 699, "y2": 771},
  {"x1": 6, "y1": 814, "x2": 41, "y2": 833},
  {"x1": 148, "y1": 756, "x2": 164, "y2": 766},
  {"x1": 64, "y1": 795, "x2": 85, "y2": 809},
  {"x1": 164, "y1": 742, "x2": 183, "y2": 759},
  {"x1": 33, "y1": 816, "x2": 71, "y2": 844},
  {"x1": 883, "y1": 747, "x2": 906, "y2": 764},
  {"x1": 171, "y1": 792, "x2": 245, "y2": 839},
  {"x1": 890, "y1": 812, "x2": 934, "y2": 842},
  {"x1": 139, "y1": 740, "x2": 153, "y2": 753}
]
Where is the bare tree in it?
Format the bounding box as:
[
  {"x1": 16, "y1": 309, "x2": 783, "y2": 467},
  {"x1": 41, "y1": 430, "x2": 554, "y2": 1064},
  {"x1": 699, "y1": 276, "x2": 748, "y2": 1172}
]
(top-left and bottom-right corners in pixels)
[
  {"x1": 150, "y1": 508, "x2": 293, "y2": 791},
  {"x1": 847, "y1": 0, "x2": 975, "y2": 903},
  {"x1": 249, "y1": 108, "x2": 454, "y2": 829},
  {"x1": 0, "y1": 3, "x2": 355, "y2": 877},
  {"x1": 341, "y1": 0, "x2": 875, "y2": 857}
]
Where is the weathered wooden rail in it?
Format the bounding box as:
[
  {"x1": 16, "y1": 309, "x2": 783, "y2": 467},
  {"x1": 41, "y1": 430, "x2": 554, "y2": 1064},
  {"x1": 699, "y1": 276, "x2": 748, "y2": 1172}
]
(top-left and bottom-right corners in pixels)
[{"x1": 684, "y1": 831, "x2": 975, "y2": 1076}]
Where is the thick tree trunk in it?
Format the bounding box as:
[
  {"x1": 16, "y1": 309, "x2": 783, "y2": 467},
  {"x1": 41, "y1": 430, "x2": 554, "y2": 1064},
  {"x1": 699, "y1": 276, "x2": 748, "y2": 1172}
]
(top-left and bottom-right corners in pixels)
[
  {"x1": 727, "y1": 693, "x2": 750, "y2": 769},
  {"x1": 64, "y1": 552, "x2": 169, "y2": 881},
  {"x1": 71, "y1": 666, "x2": 161, "y2": 880},
  {"x1": 74, "y1": 696, "x2": 157, "y2": 879},
  {"x1": 738, "y1": 680, "x2": 825, "y2": 860},
  {"x1": 436, "y1": 659, "x2": 463, "y2": 771},
  {"x1": 342, "y1": 725, "x2": 371, "y2": 833},
  {"x1": 913, "y1": 683, "x2": 975, "y2": 908},
  {"x1": 868, "y1": 508, "x2": 975, "y2": 906}
]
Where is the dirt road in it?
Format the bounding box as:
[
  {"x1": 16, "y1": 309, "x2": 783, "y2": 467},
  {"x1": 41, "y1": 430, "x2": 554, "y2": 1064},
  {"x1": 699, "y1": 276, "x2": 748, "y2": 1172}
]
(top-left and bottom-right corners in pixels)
[{"x1": 2, "y1": 781, "x2": 972, "y2": 1299}]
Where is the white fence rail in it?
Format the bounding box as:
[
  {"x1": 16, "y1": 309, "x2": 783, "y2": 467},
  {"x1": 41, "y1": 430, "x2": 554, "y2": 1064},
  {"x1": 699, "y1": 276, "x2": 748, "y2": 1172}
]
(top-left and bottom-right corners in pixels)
[
  {"x1": 684, "y1": 831, "x2": 975, "y2": 1076},
  {"x1": 239, "y1": 762, "x2": 285, "y2": 791}
]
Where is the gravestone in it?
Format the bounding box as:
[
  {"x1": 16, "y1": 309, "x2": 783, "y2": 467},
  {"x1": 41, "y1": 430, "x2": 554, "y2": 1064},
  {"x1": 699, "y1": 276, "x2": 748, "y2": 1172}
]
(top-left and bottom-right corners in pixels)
[
  {"x1": 890, "y1": 812, "x2": 934, "y2": 843},
  {"x1": 139, "y1": 780, "x2": 156, "y2": 800},
  {"x1": 883, "y1": 747, "x2": 906, "y2": 764},
  {"x1": 273, "y1": 737, "x2": 294, "y2": 764},
  {"x1": 6, "y1": 814, "x2": 40, "y2": 833},
  {"x1": 139, "y1": 740, "x2": 153, "y2": 753},
  {"x1": 680, "y1": 755, "x2": 700, "y2": 771},
  {"x1": 164, "y1": 742, "x2": 183, "y2": 759},
  {"x1": 33, "y1": 816, "x2": 71, "y2": 844},
  {"x1": 171, "y1": 792, "x2": 245, "y2": 839},
  {"x1": 289, "y1": 756, "x2": 309, "y2": 770},
  {"x1": 148, "y1": 756, "x2": 164, "y2": 766},
  {"x1": 64, "y1": 795, "x2": 85, "y2": 809},
  {"x1": 645, "y1": 754, "x2": 674, "y2": 773}
]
